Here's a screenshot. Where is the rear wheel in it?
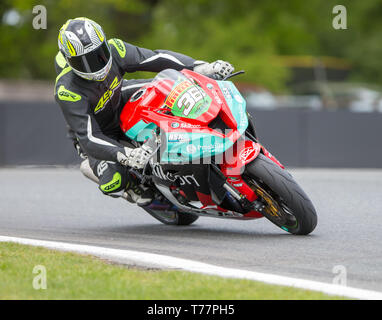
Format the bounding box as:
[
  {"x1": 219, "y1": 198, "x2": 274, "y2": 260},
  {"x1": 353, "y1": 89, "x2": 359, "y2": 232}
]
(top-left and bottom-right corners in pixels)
[
  {"x1": 143, "y1": 207, "x2": 199, "y2": 226},
  {"x1": 244, "y1": 154, "x2": 317, "y2": 235}
]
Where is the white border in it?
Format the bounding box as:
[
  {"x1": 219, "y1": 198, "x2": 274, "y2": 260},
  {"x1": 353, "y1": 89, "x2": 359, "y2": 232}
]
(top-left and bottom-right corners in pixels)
[{"x1": 1, "y1": 235, "x2": 381, "y2": 300}]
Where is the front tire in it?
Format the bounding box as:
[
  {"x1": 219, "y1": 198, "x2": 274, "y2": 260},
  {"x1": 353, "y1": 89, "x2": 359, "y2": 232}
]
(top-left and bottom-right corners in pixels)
[{"x1": 245, "y1": 154, "x2": 317, "y2": 235}]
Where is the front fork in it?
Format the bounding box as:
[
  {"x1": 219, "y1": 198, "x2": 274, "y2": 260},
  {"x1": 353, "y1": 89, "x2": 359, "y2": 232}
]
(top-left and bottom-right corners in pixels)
[{"x1": 217, "y1": 137, "x2": 284, "y2": 217}]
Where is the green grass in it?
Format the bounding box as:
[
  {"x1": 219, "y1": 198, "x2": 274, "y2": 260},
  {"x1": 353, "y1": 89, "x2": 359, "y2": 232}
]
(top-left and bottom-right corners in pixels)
[{"x1": 0, "y1": 242, "x2": 345, "y2": 300}]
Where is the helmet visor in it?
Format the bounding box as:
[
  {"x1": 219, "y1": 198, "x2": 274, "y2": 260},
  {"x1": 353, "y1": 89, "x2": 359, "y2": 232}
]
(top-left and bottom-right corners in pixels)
[{"x1": 67, "y1": 41, "x2": 111, "y2": 73}]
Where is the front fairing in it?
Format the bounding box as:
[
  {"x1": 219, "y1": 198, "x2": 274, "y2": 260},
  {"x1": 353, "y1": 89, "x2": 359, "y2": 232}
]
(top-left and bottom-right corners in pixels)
[{"x1": 119, "y1": 69, "x2": 248, "y2": 163}]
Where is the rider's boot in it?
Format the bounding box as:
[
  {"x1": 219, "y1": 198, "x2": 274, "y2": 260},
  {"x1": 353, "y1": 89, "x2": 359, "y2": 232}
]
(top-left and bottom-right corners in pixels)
[
  {"x1": 80, "y1": 159, "x2": 153, "y2": 206},
  {"x1": 122, "y1": 182, "x2": 153, "y2": 207}
]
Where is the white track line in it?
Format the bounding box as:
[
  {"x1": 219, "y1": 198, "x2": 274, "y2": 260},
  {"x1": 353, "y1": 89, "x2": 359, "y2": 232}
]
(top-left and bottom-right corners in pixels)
[{"x1": 1, "y1": 235, "x2": 381, "y2": 300}]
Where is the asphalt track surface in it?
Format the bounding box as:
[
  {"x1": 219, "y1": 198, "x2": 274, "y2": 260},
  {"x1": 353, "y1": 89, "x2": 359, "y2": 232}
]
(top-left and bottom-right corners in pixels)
[{"x1": 1, "y1": 167, "x2": 381, "y2": 293}]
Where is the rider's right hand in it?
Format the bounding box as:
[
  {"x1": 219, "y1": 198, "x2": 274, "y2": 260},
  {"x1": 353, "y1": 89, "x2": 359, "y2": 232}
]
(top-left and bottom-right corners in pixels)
[
  {"x1": 194, "y1": 60, "x2": 234, "y2": 80},
  {"x1": 117, "y1": 145, "x2": 153, "y2": 169}
]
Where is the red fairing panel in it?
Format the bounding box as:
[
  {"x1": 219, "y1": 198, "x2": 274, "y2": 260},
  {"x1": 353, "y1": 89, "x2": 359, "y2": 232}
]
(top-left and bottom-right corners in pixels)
[
  {"x1": 261, "y1": 145, "x2": 284, "y2": 169},
  {"x1": 220, "y1": 140, "x2": 261, "y2": 176}
]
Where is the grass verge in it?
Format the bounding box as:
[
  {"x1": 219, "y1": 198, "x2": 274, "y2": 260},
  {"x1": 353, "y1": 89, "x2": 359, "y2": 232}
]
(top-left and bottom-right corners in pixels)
[{"x1": 0, "y1": 242, "x2": 345, "y2": 300}]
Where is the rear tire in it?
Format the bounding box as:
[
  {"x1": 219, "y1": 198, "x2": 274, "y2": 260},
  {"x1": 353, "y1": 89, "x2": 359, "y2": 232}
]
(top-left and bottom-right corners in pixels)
[
  {"x1": 143, "y1": 207, "x2": 199, "y2": 226},
  {"x1": 245, "y1": 154, "x2": 317, "y2": 235}
]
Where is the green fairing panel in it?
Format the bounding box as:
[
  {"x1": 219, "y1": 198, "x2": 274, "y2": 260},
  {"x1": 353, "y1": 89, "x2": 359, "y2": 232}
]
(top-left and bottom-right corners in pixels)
[
  {"x1": 169, "y1": 79, "x2": 212, "y2": 119},
  {"x1": 126, "y1": 120, "x2": 157, "y2": 142}
]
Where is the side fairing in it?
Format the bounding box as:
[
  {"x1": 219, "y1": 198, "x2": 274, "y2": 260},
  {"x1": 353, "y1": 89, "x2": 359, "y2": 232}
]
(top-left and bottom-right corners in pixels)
[{"x1": 217, "y1": 80, "x2": 248, "y2": 132}]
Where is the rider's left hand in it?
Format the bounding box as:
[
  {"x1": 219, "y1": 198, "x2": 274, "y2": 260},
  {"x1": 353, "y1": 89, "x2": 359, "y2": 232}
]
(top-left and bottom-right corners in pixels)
[{"x1": 117, "y1": 145, "x2": 153, "y2": 169}]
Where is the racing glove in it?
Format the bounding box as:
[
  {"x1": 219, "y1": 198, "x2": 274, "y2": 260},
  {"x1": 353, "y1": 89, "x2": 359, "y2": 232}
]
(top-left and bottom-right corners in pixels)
[
  {"x1": 194, "y1": 60, "x2": 234, "y2": 80},
  {"x1": 117, "y1": 145, "x2": 153, "y2": 169}
]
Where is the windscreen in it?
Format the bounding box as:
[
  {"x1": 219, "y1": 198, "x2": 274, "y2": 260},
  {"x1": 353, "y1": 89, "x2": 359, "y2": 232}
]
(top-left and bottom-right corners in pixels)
[{"x1": 153, "y1": 69, "x2": 212, "y2": 119}]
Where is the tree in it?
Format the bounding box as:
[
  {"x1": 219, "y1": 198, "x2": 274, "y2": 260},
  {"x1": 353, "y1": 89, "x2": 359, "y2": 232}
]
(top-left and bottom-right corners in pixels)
[{"x1": 2, "y1": 0, "x2": 382, "y2": 91}]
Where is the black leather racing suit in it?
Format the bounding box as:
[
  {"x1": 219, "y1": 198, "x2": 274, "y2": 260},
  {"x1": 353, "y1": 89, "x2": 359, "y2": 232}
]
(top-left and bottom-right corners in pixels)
[{"x1": 54, "y1": 38, "x2": 203, "y2": 195}]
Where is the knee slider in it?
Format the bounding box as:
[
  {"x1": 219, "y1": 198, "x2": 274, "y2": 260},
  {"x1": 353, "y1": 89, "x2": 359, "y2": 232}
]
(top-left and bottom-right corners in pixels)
[{"x1": 99, "y1": 172, "x2": 127, "y2": 194}]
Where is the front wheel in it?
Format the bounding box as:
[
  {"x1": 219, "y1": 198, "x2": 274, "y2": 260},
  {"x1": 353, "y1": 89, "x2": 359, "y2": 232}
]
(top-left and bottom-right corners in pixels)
[
  {"x1": 143, "y1": 207, "x2": 199, "y2": 226},
  {"x1": 244, "y1": 154, "x2": 317, "y2": 235}
]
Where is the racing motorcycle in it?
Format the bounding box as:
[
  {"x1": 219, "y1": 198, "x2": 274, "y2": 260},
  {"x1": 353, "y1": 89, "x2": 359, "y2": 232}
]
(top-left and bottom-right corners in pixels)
[{"x1": 120, "y1": 69, "x2": 317, "y2": 235}]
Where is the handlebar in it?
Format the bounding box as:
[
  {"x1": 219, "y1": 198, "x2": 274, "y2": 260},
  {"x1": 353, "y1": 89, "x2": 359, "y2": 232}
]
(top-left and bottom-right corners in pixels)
[{"x1": 222, "y1": 70, "x2": 245, "y2": 81}]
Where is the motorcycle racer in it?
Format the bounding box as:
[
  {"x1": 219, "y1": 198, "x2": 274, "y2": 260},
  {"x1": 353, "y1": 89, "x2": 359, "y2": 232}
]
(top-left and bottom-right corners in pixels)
[{"x1": 54, "y1": 17, "x2": 234, "y2": 206}]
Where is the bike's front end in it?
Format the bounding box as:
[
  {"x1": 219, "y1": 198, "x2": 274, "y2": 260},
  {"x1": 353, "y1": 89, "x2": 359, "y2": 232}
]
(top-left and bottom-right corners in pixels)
[{"x1": 119, "y1": 68, "x2": 317, "y2": 234}]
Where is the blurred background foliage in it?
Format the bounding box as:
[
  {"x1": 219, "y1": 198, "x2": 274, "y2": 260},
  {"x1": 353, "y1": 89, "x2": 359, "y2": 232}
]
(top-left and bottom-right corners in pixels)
[{"x1": 1, "y1": 0, "x2": 382, "y2": 92}]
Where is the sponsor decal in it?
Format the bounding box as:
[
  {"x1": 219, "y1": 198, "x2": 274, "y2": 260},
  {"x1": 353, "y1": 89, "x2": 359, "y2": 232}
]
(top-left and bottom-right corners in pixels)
[
  {"x1": 222, "y1": 86, "x2": 233, "y2": 102},
  {"x1": 57, "y1": 85, "x2": 81, "y2": 102},
  {"x1": 186, "y1": 144, "x2": 197, "y2": 154},
  {"x1": 234, "y1": 94, "x2": 244, "y2": 104},
  {"x1": 176, "y1": 86, "x2": 207, "y2": 116},
  {"x1": 233, "y1": 183, "x2": 243, "y2": 187},
  {"x1": 171, "y1": 122, "x2": 180, "y2": 128},
  {"x1": 206, "y1": 83, "x2": 214, "y2": 89},
  {"x1": 239, "y1": 146, "x2": 257, "y2": 162},
  {"x1": 100, "y1": 172, "x2": 121, "y2": 193},
  {"x1": 168, "y1": 133, "x2": 190, "y2": 142},
  {"x1": 165, "y1": 80, "x2": 194, "y2": 109},
  {"x1": 113, "y1": 39, "x2": 124, "y2": 52},
  {"x1": 198, "y1": 143, "x2": 224, "y2": 152},
  {"x1": 94, "y1": 76, "x2": 121, "y2": 114},
  {"x1": 97, "y1": 161, "x2": 108, "y2": 176},
  {"x1": 103, "y1": 179, "x2": 120, "y2": 192},
  {"x1": 165, "y1": 80, "x2": 210, "y2": 118},
  {"x1": 211, "y1": 89, "x2": 223, "y2": 104},
  {"x1": 152, "y1": 164, "x2": 200, "y2": 186},
  {"x1": 180, "y1": 123, "x2": 201, "y2": 129},
  {"x1": 108, "y1": 38, "x2": 126, "y2": 58}
]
